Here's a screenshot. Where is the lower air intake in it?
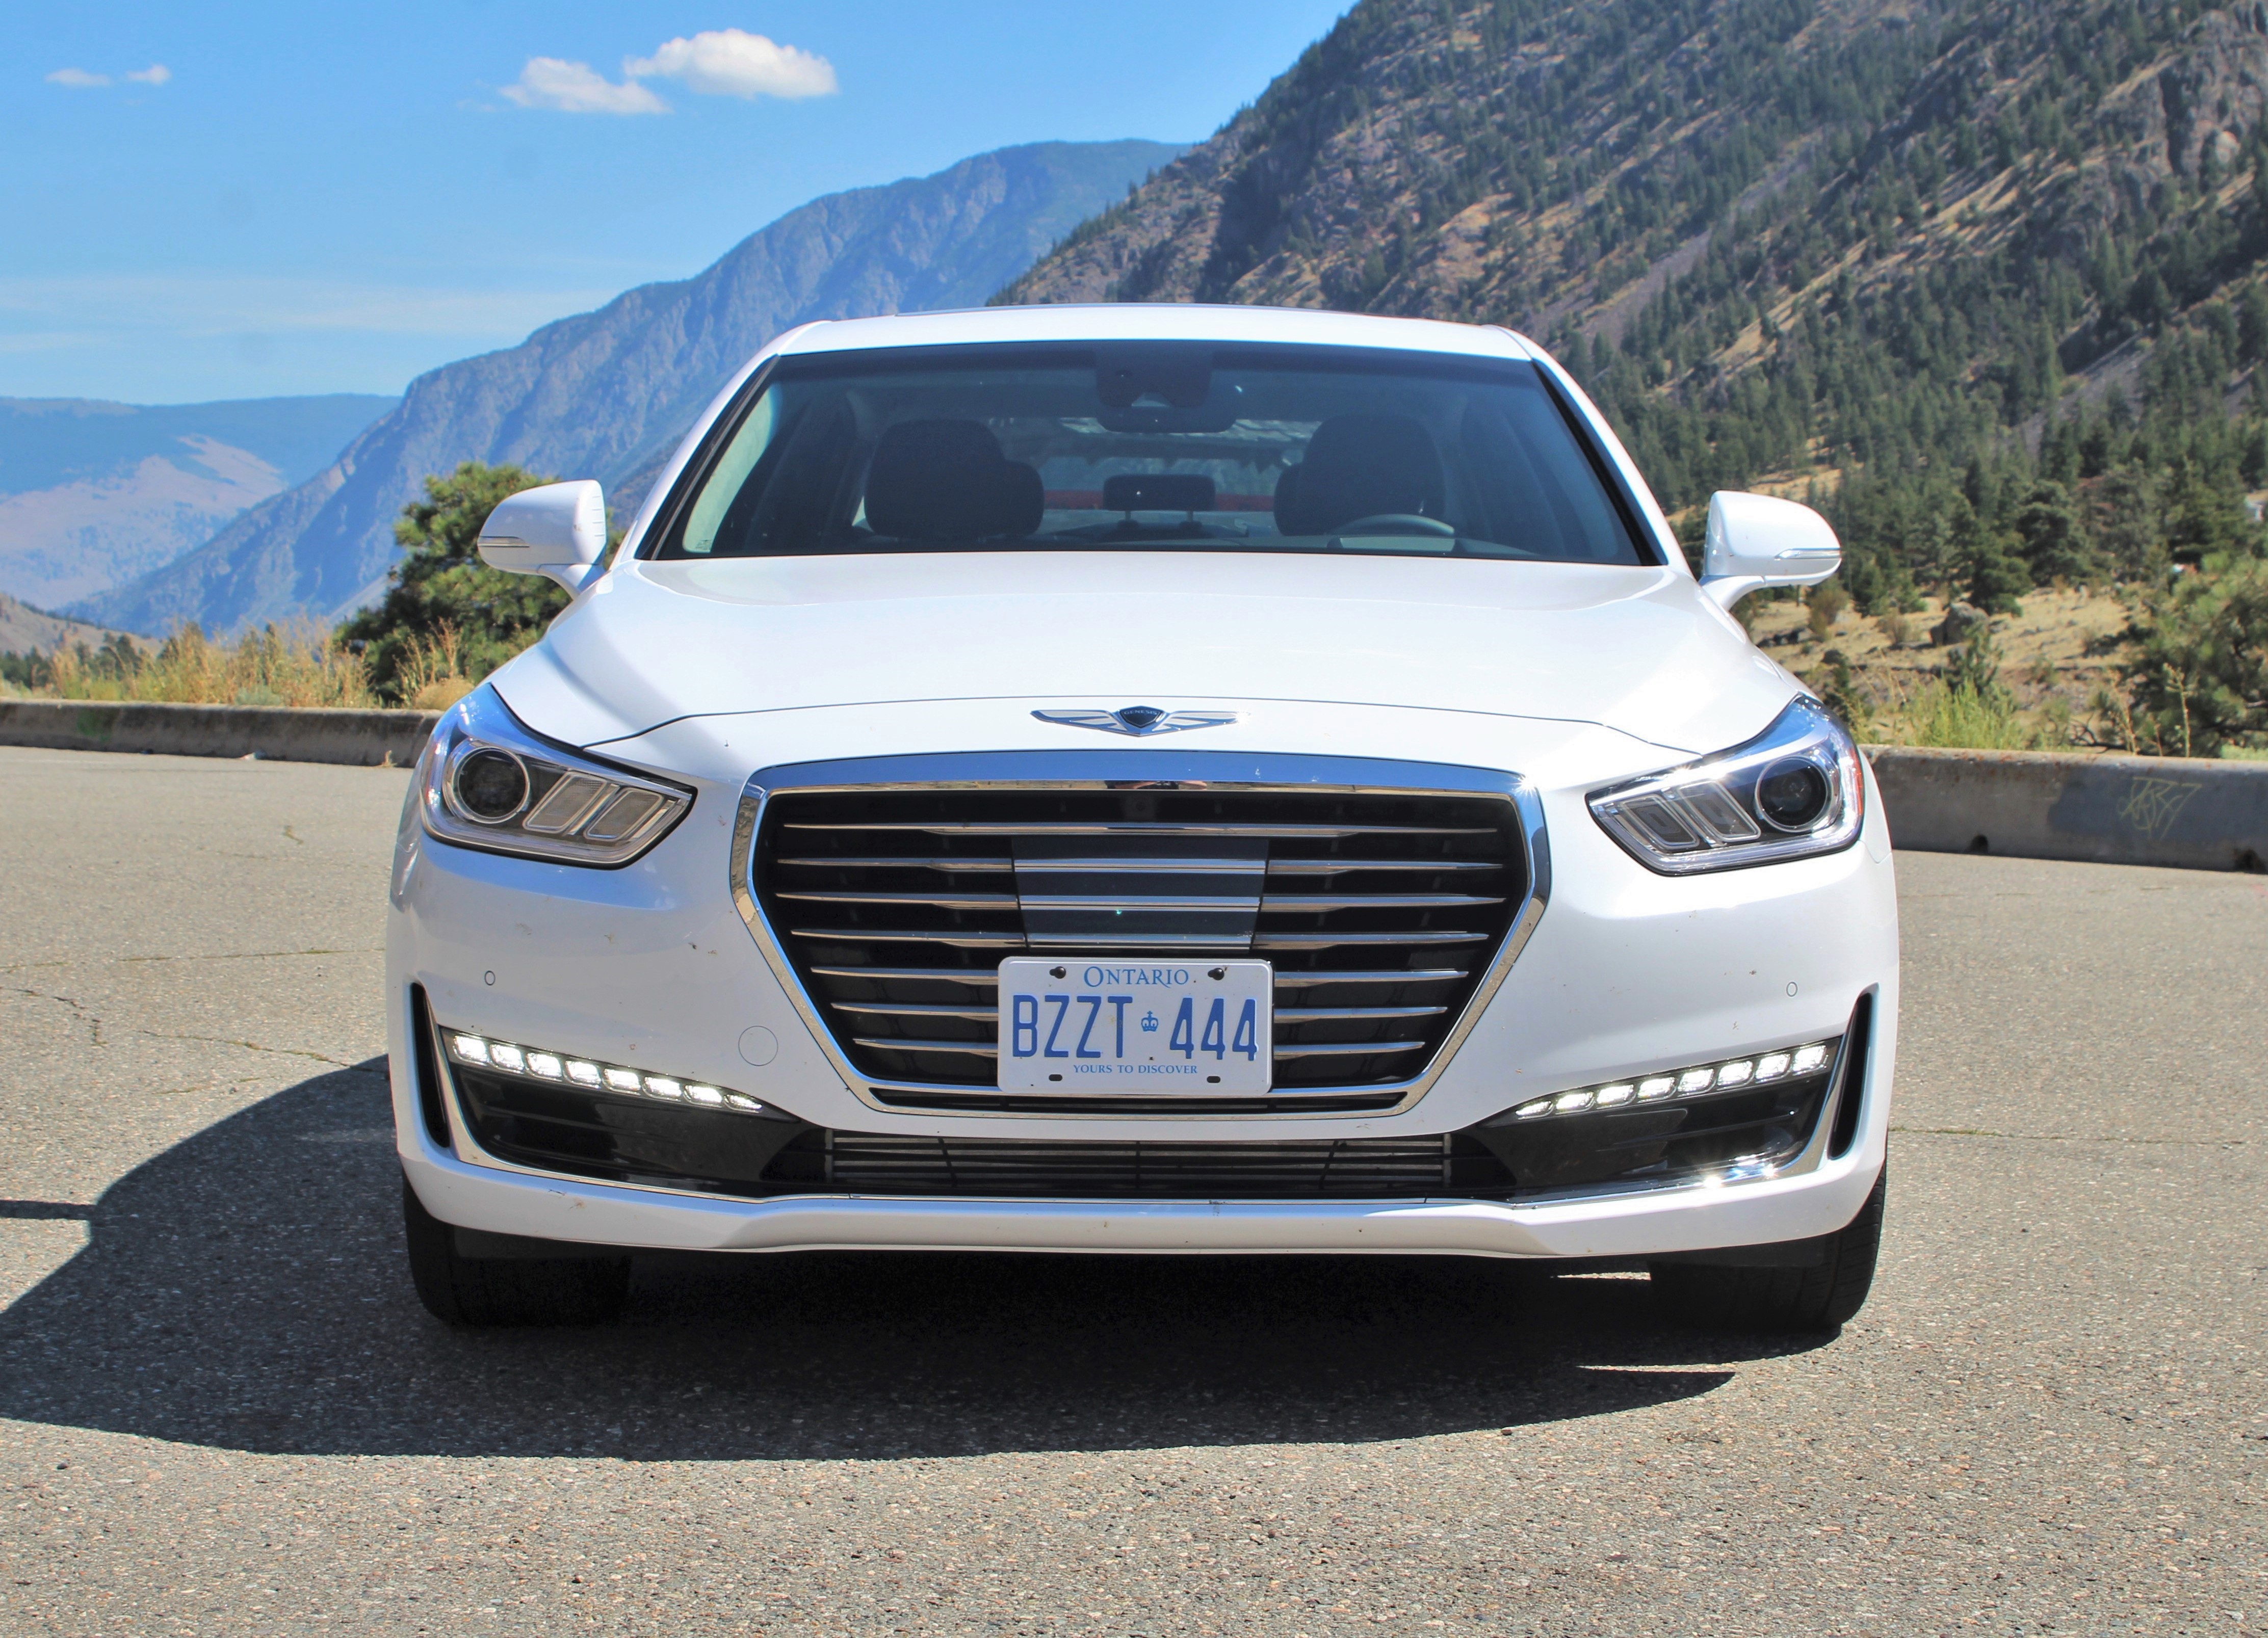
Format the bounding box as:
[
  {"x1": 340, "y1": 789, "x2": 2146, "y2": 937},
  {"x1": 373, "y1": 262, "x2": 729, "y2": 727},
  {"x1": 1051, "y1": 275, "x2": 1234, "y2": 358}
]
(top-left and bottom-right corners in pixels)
[{"x1": 762, "y1": 1131, "x2": 1516, "y2": 1199}]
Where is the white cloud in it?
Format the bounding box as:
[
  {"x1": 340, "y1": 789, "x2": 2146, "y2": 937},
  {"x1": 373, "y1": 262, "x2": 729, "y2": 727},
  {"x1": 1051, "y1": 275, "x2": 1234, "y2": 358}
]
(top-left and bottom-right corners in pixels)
[
  {"x1": 502, "y1": 57, "x2": 669, "y2": 115},
  {"x1": 623, "y1": 30, "x2": 837, "y2": 100},
  {"x1": 44, "y1": 64, "x2": 170, "y2": 90},
  {"x1": 0, "y1": 274, "x2": 621, "y2": 339}
]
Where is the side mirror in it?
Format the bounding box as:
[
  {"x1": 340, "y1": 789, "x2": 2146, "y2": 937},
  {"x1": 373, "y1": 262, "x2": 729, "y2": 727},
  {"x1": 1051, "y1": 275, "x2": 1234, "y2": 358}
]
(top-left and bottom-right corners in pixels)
[
  {"x1": 477, "y1": 480, "x2": 608, "y2": 593},
  {"x1": 1699, "y1": 490, "x2": 1841, "y2": 611}
]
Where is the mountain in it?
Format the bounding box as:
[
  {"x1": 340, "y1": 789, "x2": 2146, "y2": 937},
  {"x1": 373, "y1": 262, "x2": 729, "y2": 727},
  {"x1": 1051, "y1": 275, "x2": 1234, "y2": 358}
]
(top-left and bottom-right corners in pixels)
[
  {"x1": 1001, "y1": 0, "x2": 2268, "y2": 609},
  {"x1": 77, "y1": 140, "x2": 1183, "y2": 637},
  {"x1": 0, "y1": 394, "x2": 393, "y2": 613},
  {"x1": 0, "y1": 592, "x2": 124, "y2": 659}
]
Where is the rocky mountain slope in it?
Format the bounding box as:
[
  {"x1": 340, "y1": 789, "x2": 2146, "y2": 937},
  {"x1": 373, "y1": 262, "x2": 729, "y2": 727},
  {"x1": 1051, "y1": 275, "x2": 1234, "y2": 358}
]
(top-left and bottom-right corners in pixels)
[
  {"x1": 1002, "y1": 0, "x2": 2268, "y2": 608},
  {"x1": 0, "y1": 395, "x2": 392, "y2": 613},
  {"x1": 0, "y1": 592, "x2": 124, "y2": 659},
  {"x1": 79, "y1": 140, "x2": 1181, "y2": 637}
]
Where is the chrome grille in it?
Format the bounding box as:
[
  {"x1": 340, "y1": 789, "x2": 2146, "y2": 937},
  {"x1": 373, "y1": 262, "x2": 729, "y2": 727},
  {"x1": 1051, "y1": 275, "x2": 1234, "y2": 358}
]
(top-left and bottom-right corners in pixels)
[{"x1": 753, "y1": 781, "x2": 1528, "y2": 1101}]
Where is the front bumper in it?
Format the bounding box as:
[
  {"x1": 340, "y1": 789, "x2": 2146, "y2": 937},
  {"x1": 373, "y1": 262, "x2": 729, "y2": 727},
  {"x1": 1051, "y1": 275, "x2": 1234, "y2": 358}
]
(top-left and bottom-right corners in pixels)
[
  {"x1": 387, "y1": 710, "x2": 1900, "y2": 1259},
  {"x1": 399, "y1": 1140, "x2": 1886, "y2": 1259}
]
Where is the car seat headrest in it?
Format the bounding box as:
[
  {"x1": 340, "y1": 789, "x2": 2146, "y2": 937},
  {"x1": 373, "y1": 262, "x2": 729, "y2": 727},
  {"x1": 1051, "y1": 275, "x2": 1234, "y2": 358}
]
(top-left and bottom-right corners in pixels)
[
  {"x1": 1273, "y1": 414, "x2": 1446, "y2": 536},
  {"x1": 865, "y1": 419, "x2": 1038, "y2": 542}
]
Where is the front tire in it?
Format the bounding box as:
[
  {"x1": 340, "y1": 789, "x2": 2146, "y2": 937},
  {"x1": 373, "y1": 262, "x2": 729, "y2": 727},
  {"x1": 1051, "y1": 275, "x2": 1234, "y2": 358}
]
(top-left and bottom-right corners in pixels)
[
  {"x1": 401, "y1": 1178, "x2": 630, "y2": 1327},
  {"x1": 1650, "y1": 1168, "x2": 1885, "y2": 1333}
]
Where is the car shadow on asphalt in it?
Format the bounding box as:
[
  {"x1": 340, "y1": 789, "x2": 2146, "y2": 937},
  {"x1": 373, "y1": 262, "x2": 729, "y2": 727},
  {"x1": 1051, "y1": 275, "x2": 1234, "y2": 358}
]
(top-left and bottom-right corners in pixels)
[{"x1": 0, "y1": 1066, "x2": 1830, "y2": 1460}]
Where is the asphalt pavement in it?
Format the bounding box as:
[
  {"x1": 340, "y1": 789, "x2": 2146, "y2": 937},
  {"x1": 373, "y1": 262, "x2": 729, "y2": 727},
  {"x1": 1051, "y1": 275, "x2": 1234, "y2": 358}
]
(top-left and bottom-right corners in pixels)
[{"x1": 0, "y1": 745, "x2": 2260, "y2": 1636}]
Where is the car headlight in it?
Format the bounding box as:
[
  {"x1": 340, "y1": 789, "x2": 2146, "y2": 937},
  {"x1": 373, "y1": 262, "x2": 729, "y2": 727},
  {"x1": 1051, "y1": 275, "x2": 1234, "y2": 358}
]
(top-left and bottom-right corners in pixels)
[
  {"x1": 418, "y1": 685, "x2": 691, "y2": 867},
  {"x1": 1587, "y1": 695, "x2": 1863, "y2": 874}
]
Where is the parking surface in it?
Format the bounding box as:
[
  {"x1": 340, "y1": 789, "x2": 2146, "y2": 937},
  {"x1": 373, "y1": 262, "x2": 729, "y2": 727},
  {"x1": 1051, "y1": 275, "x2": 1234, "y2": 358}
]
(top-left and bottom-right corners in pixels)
[{"x1": 0, "y1": 745, "x2": 2260, "y2": 1636}]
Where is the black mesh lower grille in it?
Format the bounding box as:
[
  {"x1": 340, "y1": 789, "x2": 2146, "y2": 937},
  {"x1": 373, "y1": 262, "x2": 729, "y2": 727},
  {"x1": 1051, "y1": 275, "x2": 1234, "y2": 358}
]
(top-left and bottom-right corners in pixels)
[
  {"x1": 760, "y1": 1131, "x2": 1516, "y2": 1199},
  {"x1": 452, "y1": 1069, "x2": 804, "y2": 1193},
  {"x1": 449, "y1": 1061, "x2": 1834, "y2": 1204}
]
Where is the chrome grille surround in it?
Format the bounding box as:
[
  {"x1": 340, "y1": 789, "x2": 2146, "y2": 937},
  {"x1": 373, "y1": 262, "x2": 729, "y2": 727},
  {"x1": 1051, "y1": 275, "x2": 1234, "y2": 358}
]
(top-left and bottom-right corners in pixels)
[{"x1": 728, "y1": 752, "x2": 1550, "y2": 1120}]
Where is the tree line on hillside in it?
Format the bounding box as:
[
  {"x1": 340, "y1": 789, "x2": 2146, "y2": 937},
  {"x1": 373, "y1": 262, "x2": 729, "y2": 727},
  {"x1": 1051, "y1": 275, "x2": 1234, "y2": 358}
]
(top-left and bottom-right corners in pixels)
[
  {"x1": 1524, "y1": 2, "x2": 2268, "y2": 758},
  {"x1": 0, "y1": 463, "x2": 565, "y2": 713},
  {"x1": 1566, "y1": 187, "x2": 2268, "y2": 754},
  {"x1": 994, "y1": 0, "x2": 2268, "y2": 755},
  {"x1": 13, "y1": 0, "x2": 2268, "y2": 756}
]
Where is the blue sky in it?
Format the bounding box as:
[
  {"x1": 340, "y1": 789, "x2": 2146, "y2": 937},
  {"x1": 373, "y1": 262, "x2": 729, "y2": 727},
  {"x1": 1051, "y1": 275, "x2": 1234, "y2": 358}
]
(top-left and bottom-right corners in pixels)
[{"x1": 3, "y1": 2, "x2": 1351, "y2": 406}]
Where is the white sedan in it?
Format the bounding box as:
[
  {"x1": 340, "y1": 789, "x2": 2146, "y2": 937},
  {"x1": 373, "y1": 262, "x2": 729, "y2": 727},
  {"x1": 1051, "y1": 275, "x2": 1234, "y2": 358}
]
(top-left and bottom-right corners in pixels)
[{"x1": 386, "y1": 303, "x2": 1897, "y2": 1331}]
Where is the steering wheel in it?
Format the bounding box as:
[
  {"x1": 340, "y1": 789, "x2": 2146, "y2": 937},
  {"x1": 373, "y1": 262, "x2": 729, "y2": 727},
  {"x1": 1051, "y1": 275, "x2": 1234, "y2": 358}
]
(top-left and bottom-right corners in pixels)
[{"x1": 1329, "y1": 513, "x2": 1456, "y2": 538}]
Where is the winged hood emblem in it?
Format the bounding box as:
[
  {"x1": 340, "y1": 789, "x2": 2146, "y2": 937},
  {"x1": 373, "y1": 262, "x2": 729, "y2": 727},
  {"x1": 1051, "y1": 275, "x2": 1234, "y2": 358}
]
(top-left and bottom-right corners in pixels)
[{"x1": 1033, "y1": 705, "x2": 1241, "y2": 737}]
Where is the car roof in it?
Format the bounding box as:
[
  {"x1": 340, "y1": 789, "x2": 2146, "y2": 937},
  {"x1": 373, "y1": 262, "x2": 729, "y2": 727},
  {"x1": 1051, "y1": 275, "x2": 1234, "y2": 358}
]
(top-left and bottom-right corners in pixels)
[{"x1": 770, "y1": 303, "x2": 1541, "y2": 362}]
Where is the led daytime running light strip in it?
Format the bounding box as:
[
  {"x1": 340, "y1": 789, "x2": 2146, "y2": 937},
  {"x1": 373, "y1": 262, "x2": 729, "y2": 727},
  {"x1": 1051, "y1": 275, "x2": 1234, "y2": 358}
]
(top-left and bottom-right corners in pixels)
[
  {"x1": 1509, "y1": 1040, "x2": 1834, "y2": 1120},
  {"x1": 444, "y1": 1031, "x2": 767, "y2": 1115}
]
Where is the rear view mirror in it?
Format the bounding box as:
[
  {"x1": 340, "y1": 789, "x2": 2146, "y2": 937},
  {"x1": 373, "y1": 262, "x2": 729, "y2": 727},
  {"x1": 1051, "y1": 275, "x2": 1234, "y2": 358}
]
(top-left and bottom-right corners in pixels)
[
  {"x1": 1699, "y1": 491, "x2": 1842, "y2": 611},
  {"x1": 478, "y1": 480, "x2": 608, "y2": 593}
]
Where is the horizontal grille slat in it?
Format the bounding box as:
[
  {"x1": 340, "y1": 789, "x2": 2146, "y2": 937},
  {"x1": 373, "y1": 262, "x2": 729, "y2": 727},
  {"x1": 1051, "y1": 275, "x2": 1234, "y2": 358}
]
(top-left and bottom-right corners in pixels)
[
  {"x1": 777, "y1": 889, "x2": 1021, "y2": 909},
  {"x1": 832, "y1": 1001, "x2": 1001, "y2": 1020},
  {"x1": 1261, "y1": 892, "x2": 1504, "y2": 911},
  {"x1": 792, "y1": 928, "x2": 1027, "y2": 947},
  {"x1": 785, "y1": 821, "x2": 1494, "y2": 838},
  {"x1": 1266, "y1": 858, "x2": 1503, "y2": 875},
  {"x1": 851, "y1": 1037, "x2": 1000, "y2": 1057},
  {"x1": 1020, "y1": 857, "x2": 1272, "y2": 875},
  {"x1": 1020, "y1": 895, "x2": 1261, "y2": 912},
  {"x1": 757, "y1": 780, "x2": 1527, "y2": 1101},
  {"x1": 1253, "y1": 930, "x2": 1491, "y2": 948},
  {"x1": 774, "y1": 857, "x2": 1015, "y2": 872},
  {"x1": 1270, "y1": 968, "x2": 1467, "y2": 987},
  {"x1": 1275, "y1": 1005, "x2": 1448, "y2": 1021},
  {"x1": 808, "y1": 965, "x2": 1000, "y2": 984},
  {"x1": 1272, "y1": 1039, "x2": 1432, "y2": 1058}
]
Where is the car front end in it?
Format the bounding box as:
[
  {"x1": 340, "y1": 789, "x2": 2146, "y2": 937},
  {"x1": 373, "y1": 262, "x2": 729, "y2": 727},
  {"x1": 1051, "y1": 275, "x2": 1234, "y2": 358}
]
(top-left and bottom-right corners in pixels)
[{"x1": 385, "y1": 305, "x2": 1897, "y2": 1326}]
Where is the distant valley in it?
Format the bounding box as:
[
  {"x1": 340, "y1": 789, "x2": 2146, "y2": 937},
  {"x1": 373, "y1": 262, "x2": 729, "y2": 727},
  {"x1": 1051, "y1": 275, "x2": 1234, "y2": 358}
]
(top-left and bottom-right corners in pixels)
[
  {"x1": 0, "y1": 395, "x2": 393, "y2": 617},
  {"x1": 71, "y1": 140, "x2": 1182, "y2": 638}
]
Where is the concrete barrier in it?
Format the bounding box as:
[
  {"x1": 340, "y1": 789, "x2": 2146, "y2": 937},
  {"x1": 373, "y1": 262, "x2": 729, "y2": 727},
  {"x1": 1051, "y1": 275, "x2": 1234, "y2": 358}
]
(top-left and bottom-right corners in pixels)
[
  {"x1": 0, "y1": 699, "x2": 439, "y2": 769},
  {"x1": 3, "y1": 701, "x2": 2262, "y2": 871},
  {"x1": 1864, "y1": 745, "x2": 2267, "y2": 872}
]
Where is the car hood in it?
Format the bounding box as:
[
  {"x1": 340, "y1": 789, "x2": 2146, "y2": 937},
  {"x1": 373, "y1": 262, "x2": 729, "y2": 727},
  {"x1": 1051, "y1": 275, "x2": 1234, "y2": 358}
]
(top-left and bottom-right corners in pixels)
[{"x1": 494, "y1": 550, "x2": 1798, "y2": 757}]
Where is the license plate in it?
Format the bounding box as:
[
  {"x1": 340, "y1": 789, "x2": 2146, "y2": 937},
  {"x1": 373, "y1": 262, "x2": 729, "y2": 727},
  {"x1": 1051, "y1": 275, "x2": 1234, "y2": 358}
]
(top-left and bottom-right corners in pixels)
[{"x1": 997, "y1": 958, "x2": 1272, "y2": 1094}]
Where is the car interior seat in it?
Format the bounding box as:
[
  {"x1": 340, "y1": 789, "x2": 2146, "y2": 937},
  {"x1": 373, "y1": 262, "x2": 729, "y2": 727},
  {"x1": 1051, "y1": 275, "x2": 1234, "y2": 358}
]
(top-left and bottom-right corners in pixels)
[
  {"x1": 864, "y1": 419, "x2": 1043, "y2": 541},
  {"x1": 1272, "y1": 413, "x2": 1447, "y2": 536}
]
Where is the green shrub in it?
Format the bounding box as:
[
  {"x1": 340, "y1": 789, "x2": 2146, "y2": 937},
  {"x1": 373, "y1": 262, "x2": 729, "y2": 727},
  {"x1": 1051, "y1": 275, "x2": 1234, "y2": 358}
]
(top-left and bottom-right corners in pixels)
[
  {"x1": 2121, "y1": 556, "x2": 2268, "y2": 757},
  {"x1": 336, "y1": 462, "x2": 566, "y2": 705},
  {"x1": 1897, "y1": 680, "x2": 2036, "y2": 749}
]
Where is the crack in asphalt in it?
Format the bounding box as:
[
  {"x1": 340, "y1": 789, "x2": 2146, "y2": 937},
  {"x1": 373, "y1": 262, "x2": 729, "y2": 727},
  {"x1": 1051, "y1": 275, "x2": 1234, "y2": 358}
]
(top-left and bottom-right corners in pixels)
[
  {"x1": 113, "y1": 947, "x2": 379, "y2": 966},
  {"x1": 2, "y1": 986, "x2": 103, "y2": 1047},
  {"x1": 2, "y1": 991, "x2": 380, "y2": 1073},
  {"x1": 127, "y1": 1032, "x2": 378, "y2": 1071},
  {"x1": 0, "y1": 949, "x2": 378, "y2": 976},
  {"x1": 1891, "y1": 1124, "x2": 2250, "y2": 1146}
]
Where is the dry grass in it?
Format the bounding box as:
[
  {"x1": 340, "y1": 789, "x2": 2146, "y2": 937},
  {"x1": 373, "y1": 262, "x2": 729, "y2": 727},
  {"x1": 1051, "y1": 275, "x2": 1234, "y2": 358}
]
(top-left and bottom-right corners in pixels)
[
  {"x1": 1745, "y1": 585, "x2": 2134, "y2": 750},
  {"x1": 1882, "y1": 679, "x2": 2042, "y2": 750},
  {"x1": 41, "y1": 624, "x2": 378, "y2": 708},
  {"x1": 389, "y1": 624, "x2": 476, "y2": 711}
]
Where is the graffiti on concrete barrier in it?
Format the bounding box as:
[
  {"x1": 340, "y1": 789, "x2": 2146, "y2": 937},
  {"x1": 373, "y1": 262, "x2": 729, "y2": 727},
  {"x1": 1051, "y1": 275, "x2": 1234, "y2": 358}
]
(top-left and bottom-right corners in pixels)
[{"x1": 2117, "y1": 776, "x2": 2203, "y2": 838}]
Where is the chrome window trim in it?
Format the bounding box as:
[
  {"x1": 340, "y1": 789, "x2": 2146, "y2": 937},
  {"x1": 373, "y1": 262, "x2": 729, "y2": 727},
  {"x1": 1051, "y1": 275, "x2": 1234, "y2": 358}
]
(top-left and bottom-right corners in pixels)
[{"x1": 727, "y1": 750, "x2": 1552, "y2": 1121}]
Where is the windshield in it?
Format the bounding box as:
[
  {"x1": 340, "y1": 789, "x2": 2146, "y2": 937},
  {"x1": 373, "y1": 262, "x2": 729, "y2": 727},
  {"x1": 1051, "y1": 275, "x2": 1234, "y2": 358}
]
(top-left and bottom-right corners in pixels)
[{"x1": 647, "y1": 342, "x2": 1651, "y2": 565}]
